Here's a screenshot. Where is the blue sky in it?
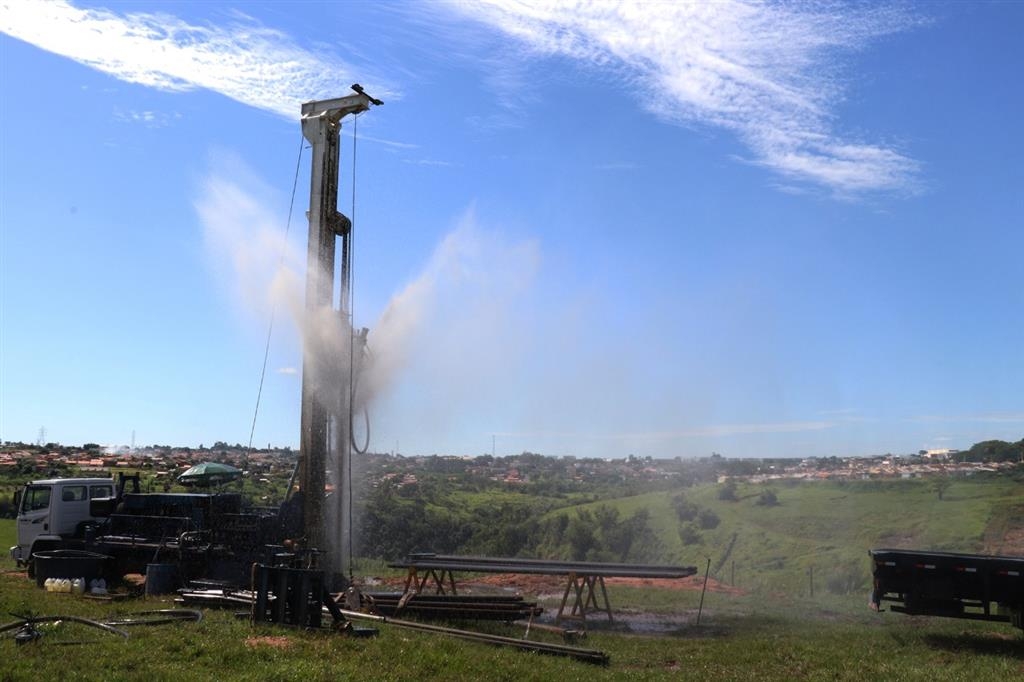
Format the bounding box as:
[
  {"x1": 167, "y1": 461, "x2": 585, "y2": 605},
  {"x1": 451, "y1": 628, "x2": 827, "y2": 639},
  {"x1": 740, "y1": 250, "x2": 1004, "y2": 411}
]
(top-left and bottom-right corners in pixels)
[{"x1": 1, "y1": 1, "x2": 1021, "y2": 458}]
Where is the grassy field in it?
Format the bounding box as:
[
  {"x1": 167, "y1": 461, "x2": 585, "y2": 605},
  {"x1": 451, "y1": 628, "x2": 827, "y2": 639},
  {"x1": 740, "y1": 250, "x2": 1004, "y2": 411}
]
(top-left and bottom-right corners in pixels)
[
  {"x1": 5, "y1": 477, "x2": 1024, "y2": 680},
  {"x1": 565, "y1": 476, "x2": 1024, "y2": 595},
  {"x1": 2, "y1": 548, "x2": 1023, "y2": 680}
]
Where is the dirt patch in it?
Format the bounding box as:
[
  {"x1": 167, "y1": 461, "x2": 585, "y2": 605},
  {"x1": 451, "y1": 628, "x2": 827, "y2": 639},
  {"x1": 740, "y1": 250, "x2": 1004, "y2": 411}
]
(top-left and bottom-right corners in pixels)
[
  {"x1": 374, "y1": 572, "x2": 746, "y2": 596},
  {"x1": 875, "y1": 533, "x2": 918, "y2": 549},
  {"x1": 245, "y1": 635, "x2": 292, "y2": 649},
  {"x1": 994, "y1": 526, "x2": 1024, "y2": 556},
  {"x1": 983, "y1": 505, "x2": 1024, "y2": 555}
]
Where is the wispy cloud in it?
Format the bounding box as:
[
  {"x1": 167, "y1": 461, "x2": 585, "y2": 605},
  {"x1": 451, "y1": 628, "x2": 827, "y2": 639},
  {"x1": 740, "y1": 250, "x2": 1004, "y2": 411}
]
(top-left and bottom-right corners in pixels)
[
  {"x1": 403, "y1": 158, "x2": 456, "y2": 167},
  {"x1": 912, "y1": 413, "x2": 1024, "y2": 425},
  {"x1": 498, "y1": 421, "x2": 836, "y2": 441},
  {"x1": 345, "y1": 132, "x2": 419, "y2": 151},
  {"x1": 113, "y1": 109, "x2": 182, "y2": 128},
  {"x1": 1, "y1": 1, "x2": 394, "y2": 119},
  {"x1": 276, "y1": 367, "x2": 298, "y2": 376},
  {"x1": 442, "y1": 0, "x2": 923, "y2": 195}
]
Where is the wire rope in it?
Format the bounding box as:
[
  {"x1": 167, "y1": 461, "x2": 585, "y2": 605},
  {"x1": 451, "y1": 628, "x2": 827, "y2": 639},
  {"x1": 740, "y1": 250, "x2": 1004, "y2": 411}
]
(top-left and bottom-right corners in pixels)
[{"x1": 246, "y1": 134, "x2": 305, "y2": 455}]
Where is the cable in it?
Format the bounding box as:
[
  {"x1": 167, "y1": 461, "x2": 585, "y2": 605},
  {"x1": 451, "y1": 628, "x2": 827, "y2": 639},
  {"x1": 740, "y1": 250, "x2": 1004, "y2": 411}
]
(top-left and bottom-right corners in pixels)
[{"x1": 246, "y1": 134, "x2": 305, "y2": 455}]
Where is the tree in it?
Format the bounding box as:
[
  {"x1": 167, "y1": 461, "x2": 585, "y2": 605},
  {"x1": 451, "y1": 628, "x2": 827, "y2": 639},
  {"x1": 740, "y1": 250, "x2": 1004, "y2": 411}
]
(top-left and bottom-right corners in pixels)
[
  {"x1": 718, "y1": 480, "x2": 738, "y2": 501},
  {"x1": 756, "y1": 489, "x2": 779, "y2": 507},
  {"x1": 566, "y1": 513, "x2": 597, "y2": 560},
  {"x1": 932, "y1": 477, "x2": 951, "y2": 501}
]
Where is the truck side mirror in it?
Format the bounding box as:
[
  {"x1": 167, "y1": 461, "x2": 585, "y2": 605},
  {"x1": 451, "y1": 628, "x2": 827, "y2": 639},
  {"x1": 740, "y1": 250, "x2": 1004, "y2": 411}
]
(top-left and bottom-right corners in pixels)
[{"x1": 13, "y1": 489, "x2": 21, "y2": 511}]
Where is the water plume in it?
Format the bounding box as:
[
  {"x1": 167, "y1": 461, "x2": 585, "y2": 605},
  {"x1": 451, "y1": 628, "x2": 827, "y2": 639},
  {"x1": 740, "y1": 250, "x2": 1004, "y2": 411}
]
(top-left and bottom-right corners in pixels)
[{"x1": 364, "y1": 208, "x2": 542, "y2": 440}]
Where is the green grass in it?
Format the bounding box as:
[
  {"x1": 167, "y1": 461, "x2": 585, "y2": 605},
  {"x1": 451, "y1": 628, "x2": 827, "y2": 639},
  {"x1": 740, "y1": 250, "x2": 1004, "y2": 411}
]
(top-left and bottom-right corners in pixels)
[
  {"x1": 1, "y1": 518, "x2": 15, "y2": 571},
  {"x1": 563, "y1": 476, "x2": 1024, "y2": 595},
  {"x1": 2, "y1": 568, "x2": 1024, "y2": 681},
  {"x1": 6, "y1": 490, "x2": 1024, "y2": 681}
]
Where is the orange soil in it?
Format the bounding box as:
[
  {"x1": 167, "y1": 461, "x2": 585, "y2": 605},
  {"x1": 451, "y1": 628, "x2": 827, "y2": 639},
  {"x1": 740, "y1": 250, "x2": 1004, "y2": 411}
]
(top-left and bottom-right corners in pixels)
[
  {"x1": 373, "y1": 572, "x2": 746, "y2": 596},
  {"x1": 245, "y1": 635, "x2": 292, "y2": 649}
]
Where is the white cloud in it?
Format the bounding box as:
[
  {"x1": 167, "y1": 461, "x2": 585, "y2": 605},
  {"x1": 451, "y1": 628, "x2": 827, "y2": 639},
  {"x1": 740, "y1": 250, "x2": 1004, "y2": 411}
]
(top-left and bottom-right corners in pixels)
[
  {"x1": 0, "y1": 1, "x2": 393, "y2": 119},
  {"x1": 113, "y1": 108, "x2": 181, "y2": 128},
  {"x1": 276, "y1": 367, "x2": 298, "y2": 376},
  {"x1": 442, "y1": 0, "x2": 923, "y2": 194}
]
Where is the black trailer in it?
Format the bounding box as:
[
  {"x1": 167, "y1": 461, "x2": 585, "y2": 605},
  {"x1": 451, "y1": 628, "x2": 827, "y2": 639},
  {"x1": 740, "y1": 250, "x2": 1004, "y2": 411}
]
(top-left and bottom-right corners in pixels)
[{"x1": 869, "y1": 548, "x2": 1024, "y2": 629}]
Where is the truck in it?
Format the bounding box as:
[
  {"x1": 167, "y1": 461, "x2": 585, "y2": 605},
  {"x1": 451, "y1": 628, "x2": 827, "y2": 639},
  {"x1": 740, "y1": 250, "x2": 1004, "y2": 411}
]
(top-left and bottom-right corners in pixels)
[
  {"x1": 10, "y1": 473, "x2": 303, "y2": 585},
  {"x1": 869, "y1": 547, "x2": 1024, "y2": 630},
  {"x1": 10, "y1": 477, "x2": 116, "y2": 566}
]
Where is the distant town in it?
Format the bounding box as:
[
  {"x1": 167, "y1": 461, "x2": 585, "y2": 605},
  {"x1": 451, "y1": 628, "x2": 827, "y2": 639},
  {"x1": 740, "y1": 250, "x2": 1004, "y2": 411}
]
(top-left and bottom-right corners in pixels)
[{"x1": 2, "y1": 438, "x2": 1022, "y2": 490}]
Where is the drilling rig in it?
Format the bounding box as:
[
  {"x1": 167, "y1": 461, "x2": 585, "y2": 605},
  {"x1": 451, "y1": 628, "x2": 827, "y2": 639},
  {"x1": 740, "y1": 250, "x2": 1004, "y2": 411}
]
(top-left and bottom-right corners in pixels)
[
  {"x1": 10, "y1": 88, "x2": 382, "y2": 592},
  {"x1": 296, "y1": 87, "x2": 382, "y2": 585}
]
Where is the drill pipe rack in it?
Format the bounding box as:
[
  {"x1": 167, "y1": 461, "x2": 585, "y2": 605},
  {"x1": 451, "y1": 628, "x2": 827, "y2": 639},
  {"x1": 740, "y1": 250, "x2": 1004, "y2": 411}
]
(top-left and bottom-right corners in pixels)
[{"x1": 389, "y1": 554, "x2": 697, "y2": 626}]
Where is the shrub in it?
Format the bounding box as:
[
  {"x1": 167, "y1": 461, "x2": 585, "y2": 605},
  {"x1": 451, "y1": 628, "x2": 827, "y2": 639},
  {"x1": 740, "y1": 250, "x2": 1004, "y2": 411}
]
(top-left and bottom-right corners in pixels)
[
  {"x1": 718, "y1": 480, "x2": 738, "y2": 501},
  {"x1": 679, "y1": 522, "x2": 702, "y2": 545},
  {"x1": 697, "y1": 509, "x2": 720, "y2": 529},
  {"x1": 671, "y1": 492, "x2": 699, "y2": 521}
]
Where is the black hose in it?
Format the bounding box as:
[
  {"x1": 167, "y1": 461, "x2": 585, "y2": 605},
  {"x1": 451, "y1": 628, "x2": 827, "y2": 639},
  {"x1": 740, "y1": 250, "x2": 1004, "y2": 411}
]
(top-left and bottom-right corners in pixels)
[
  {"x1": 103, "y1": 609, "x2": 203, "y2": 627},
  {"x1": 351, "y1": 405, "x2": 370, "y2": 455},
  {"x1": 0, "y1": 615, "x2": 129, "y2": 640}
]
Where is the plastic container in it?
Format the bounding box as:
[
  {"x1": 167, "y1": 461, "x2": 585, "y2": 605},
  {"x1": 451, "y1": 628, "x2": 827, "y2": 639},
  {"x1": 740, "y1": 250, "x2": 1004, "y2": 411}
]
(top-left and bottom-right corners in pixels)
[{"x1": 32, "y1": 549, "x2": 112, "y2": 589}]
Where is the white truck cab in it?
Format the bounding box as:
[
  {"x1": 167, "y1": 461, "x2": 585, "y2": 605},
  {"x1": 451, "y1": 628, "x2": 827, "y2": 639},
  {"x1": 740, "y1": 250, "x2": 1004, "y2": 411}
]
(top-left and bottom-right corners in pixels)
[{"x1": 10, "y1": 477, "x2": 116, "y2": 566}]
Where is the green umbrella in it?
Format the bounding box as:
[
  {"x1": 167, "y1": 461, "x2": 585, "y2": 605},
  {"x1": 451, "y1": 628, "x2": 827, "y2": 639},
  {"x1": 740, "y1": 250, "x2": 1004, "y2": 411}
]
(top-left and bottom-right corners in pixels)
[{"x1": 177, "y1": 461, "x2": 242, "y2": 487}]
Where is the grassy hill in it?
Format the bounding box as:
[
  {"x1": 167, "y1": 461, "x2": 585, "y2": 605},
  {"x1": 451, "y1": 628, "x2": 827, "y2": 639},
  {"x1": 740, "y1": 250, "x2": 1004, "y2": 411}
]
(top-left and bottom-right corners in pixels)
[{"x1": 562, "y1": 475, "x2": 1024, "y2": 595}]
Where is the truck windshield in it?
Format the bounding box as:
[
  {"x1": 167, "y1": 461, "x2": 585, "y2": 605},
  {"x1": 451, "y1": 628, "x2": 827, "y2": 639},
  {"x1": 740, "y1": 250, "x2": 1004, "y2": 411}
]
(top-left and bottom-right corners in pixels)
[{"x1": 21, "y1": 485, "x2": 51, "y2": 512}]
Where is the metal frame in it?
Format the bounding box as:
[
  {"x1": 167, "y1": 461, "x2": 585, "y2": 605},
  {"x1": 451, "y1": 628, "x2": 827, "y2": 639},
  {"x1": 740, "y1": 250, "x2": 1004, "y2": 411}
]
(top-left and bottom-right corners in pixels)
[
  {"x1": 557, "y1": 572, "x2": 613, "y2": 624},
  {"x1": 391, "y1": 554, "x2": 696, "y2": 626}
]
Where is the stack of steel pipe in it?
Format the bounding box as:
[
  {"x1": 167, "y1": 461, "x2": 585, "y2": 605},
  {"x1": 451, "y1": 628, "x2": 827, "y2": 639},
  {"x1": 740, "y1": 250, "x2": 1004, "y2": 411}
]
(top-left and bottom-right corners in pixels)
[
  {"x1": 363, "y1": 592, "x2": 541, "y2": 620},
  {"x1": 391, "y1": 553, "x2": 697, "y2": 578}
]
